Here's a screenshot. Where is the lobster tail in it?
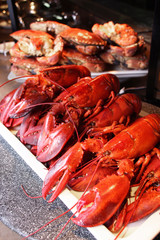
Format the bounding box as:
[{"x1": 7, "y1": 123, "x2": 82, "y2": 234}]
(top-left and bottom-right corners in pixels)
[{"x1": 120, "y1": 93, "x2": 142, "y2": 116}]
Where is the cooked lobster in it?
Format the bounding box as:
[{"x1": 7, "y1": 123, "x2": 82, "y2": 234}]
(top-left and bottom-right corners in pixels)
[
  {"x1": 71, "y1": 113, "x2": 160, "y2": 227},
  {"x1": 0, "y1": 65, "x2": 90, "y2": 127},
  {"x1": 126, "y1": 149, "x2": 160, "y2": 223},
  {"x1": 36, "y1": 73, "x2": 120, "y2": 162},
  {"x1": 41, "y1": 93, "x2": 142, "y2": 202}
]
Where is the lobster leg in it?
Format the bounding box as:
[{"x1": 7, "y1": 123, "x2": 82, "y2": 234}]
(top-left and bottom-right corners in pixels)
[
  {"x1": 134, "y1": 148, "x2": 160, "y2": 183},
  {"x1": 105, "y1": 199, "x2": 127, "y2": 233},
  {"x1": 72, "y1": 174, "x2": 130, "y2": 227},
  {"x1": 126, "y1": 187, "x2": 160, "y2": 223},
  {"x1": 125, "y1": 153, "x2": 160, "y2": 224},
  {"x1": 0, "y1": 88, "x2": 24, "y2": 127},
  {"x1": 42, "y1": 142, "x2": 84, "y2": 202}
]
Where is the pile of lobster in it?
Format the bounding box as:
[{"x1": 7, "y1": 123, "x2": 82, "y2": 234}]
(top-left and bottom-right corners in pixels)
[
  {"x1": 0, "y1": 65, "x2": 160, "y2": 239},
  {"x1": 8, "y1": 20, "x2": 149, "y2": 76}
]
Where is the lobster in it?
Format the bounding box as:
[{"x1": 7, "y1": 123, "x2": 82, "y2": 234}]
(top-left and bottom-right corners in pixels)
[
  {"x1": 103, "y1": 147, "x2": 160, "y2": 234},
  {"x1": 21, "y1": 89, "x2": 141, "y2": 147},
  {"x1": 41, "y1": 93, "x2": 142, "y2": 202},
  {"x1": 0, "y1": 65, "x2": 91, "y2": 128},
  {"x1": 36, "y1": 73, "x2": 120, "y2": 162},
  {"x1": 83, "y1": 92, "x2": 142, "y2": 136},
  {"x1": 71, "y1": 113, "x2": 160, "y2": 227},
  {"x1": 125, "y1": 148, "x2": 160, "y2": 224}
]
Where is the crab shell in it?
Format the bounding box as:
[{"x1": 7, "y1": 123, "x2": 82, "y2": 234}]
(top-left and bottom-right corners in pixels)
[
  {"x1": 59, "y1": 47, "x2": 107, "y2": 72},
  {"x1": 100, "y1": 47, "x2": 149, "y2": 70},
  {"x1": 10, "y1": 57, "x2": 50, "y2": 75},
  {"x1": 30, "y1": 21, "x2": 71, "y2": 36},
  {"x1": 10, "y1": 30, "x2": 55, "y2": 57},
  {"x1": 92, "y1": 21, "x2": 138, "y2": 47},
  {"x1": 60, "y1": 28, "x2": 107, "y2": 55},
  {"x1": 10, "y1": 29, "x2": 55, "y2": 41}
]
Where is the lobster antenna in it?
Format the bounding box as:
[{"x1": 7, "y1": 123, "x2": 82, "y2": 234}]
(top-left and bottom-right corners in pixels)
[
  {"x1": 21, "y1": 185, "x2": 42, "y2": 199},
  {"x1": 79, "y1": 156, "x2": 102, "y2": 198},
  {"x1": 21, "y1": 156, "x2": 101, "y2": 239},
  {"x1": 54, "y1": 212, "x2": 77, "y2": 240},
  {"x1": 54, "y1": 155, "x2": 102, "y2": 239},
  {"x1": 0, "y1": 74, "x2": 35, "y2": 88},
  {"x1": 114, "y1": 177, "x2": 149, "y2": 240},
  {"x1": 21, "y1": 202, "x2": 78, "y2": 240},
  {"x1": 65, "y1": 105, "x2": 80, "y2": 142},
  {"x1": 44, "y1": 76, "x2": 70, "y2": 94},
  {"x1": 71, "y1": 155, "x2": 100, "y2": 179}
]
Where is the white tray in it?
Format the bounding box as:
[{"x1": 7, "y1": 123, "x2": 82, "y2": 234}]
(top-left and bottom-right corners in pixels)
[
  {"x1": 0, "y1": 117, "x2": 159, "y2": 240},
  {"x1": 91, "y1": 69, "x2": 148, "y2": 79}
]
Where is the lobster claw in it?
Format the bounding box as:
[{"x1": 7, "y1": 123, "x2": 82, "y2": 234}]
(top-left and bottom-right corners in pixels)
[
  {"x1": 36, "y1": 110, "x2": 75, "y2": 162},
  {"x1": 0, "y1": 89, "x2": 23, "y2": 127},
  {"x1": 68, "y1": 163, "x2": 116, "y2": 192},
  {"x1": 72, "y1": 174, "x2": 130, "y2": 227},
  {"x1": 17, "y1": 109, "x2": 44, "y2": 145},
  {"x1": 42, "y1": 142, "x2": 84, "y2": 202}
]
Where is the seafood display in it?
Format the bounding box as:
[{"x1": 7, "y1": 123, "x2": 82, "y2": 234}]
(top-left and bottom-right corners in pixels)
[
  {"x1": 8, "y1": 20, "x2": 149, "y2": 76},
  {"x1": 42, "y1": 92, "x2": 142, "y2": 202},
  {"x1": 0, "y1": 64, "x2": 159, "y2": 239}
]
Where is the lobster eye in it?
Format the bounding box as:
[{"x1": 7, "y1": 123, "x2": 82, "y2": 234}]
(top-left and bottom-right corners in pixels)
[
  {"x1": 103, "y1": 150, "x2": 110, "y2": 156},
  {"x1": 147, "y1": 171, "x2": 154, "y2": 178}
]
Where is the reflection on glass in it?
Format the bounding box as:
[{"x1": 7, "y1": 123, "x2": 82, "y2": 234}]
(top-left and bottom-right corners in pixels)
[
  {"x1": 14, "y1": 0, "x2": 81, "y2": 29},
  {"x1": 0, "y1": 0, "x2": 11, "y2": 28}
]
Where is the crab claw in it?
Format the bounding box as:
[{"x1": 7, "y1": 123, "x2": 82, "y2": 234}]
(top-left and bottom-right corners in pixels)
[
  {"x1": 72, "y1": 174, "x2": 130, "y2": 227},
  {"x1": 42, "y1": 142, "x2": 84, "y2": 202}
]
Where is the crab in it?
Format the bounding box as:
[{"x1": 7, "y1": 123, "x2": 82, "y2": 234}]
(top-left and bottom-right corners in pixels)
[
  {"x1": 30, "y1": 20, "x2": 71, "y2": 36},
  {"x1": 59, "y1": 47, "x2": 107, "y2": 72},
  {"x1": 59, "y1": 28, "x2": 107, "y2": 55}
]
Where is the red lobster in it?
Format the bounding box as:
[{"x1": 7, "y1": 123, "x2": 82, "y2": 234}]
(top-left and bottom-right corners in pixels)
[
  {"x1": 124, "y1": 148, "x2": 160, "y2": 225},
  {"x1": 36, "y1": 73, "x2": 120, "y2": 162},
  {"x1": 0, "y1": 65, "x2": 90, "y2": 127},
  {"x1": 71, "y1": 113, "x2": 160, "y2": 227},
  {"x1": 83, "y1": 91, "x2": 142, "y2": 136},
  {"x1": 41, "y1": 93, "x2": 142, "y2": 202}
]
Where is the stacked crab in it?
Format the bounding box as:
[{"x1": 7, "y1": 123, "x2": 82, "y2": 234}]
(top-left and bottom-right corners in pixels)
[
  {"x1": 9, "y1": 22, "x2": 69, "y2": 76},
  {"x1": 9, "y1": 20, "x2": 149, "y2": 76},
  {"x1": 92, "y1": 21, "x2": 149, "y2": 70}
]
